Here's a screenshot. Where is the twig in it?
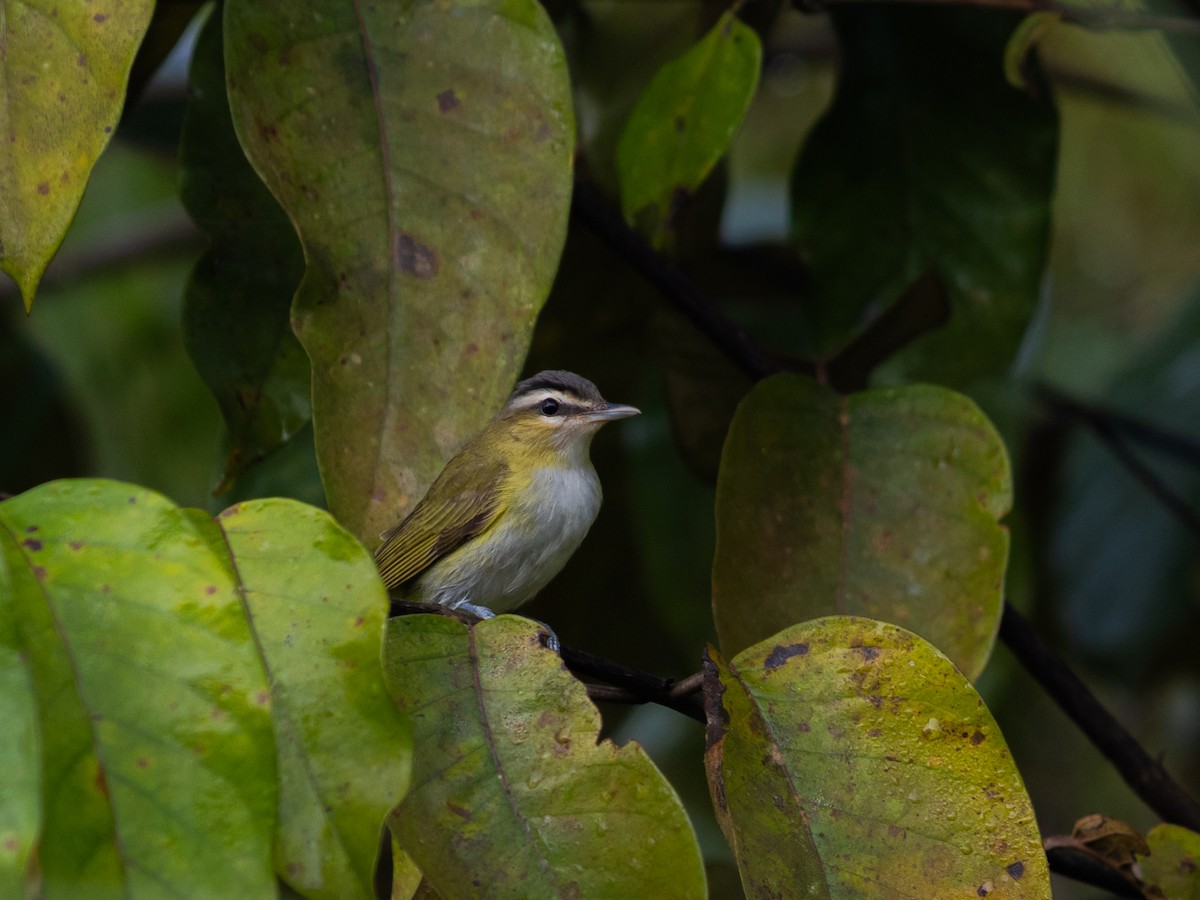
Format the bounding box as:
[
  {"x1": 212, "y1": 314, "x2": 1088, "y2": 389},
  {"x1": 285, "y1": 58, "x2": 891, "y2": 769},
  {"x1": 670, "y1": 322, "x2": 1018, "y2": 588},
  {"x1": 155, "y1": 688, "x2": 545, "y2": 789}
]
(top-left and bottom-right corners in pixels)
[
  {"x1": 571, "y1": 181, "x2": 782, "y2": 382},
  {"x1": 1037, "y1": 388, "x2": 1200, "y2": 540},
  {"x1": 1001, "y1": 602, "x2": 1200, "y2": 831},
  {"x1": 562, "y1": 645, "x2": 705, "y2": 722},
  {"x1": 1043, "y1": 843, "x2": 1145, "y2": 898},
  {"x1": 1037, "y1": 384, "x2": 1200, "y2": 469}
]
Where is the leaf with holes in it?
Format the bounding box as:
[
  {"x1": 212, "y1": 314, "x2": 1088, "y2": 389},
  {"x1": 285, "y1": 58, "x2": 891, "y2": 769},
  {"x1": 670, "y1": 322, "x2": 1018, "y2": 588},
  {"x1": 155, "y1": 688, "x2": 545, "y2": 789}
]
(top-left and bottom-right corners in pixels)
[
  {"x1": 180, "y1": 9, "x2": 310, "y2": 493},
  {"x1": 790, "y1": 8, "x2": 1057, "y2": 384},
  {"x1": 224, "y1": 0, "x2": 575, "y2": 545},
  {"x1": 383, "y1": 614, "x2": 706, "y2": 898},
  {"x1": 713, "y1": 374, "x2": 1010, "y2": 678},
  {"x1": 0, "y1": 0, "x2": 153, "y2": 309},
  {"x1": 616, "y1": 10, "x2": 760, "y2": 244},
  {"x1": 0, "y1": 479, "x2": 408, "y2": 898},
  {"x1": 705, "y1": 616, "x2": 1049, "y2": 897}
]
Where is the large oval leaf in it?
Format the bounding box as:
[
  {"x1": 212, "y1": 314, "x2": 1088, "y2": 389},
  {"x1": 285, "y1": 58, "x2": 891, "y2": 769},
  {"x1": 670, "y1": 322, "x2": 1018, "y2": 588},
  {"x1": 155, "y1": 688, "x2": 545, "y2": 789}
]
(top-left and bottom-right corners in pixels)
[
  {"x1": 0, "y1": 480, "x2": 279, "y2": 898},
  {"x1": 713, "y1": 374, "x2": 1010, "y2": 678},
  {"x1": 790, "y1": 8, "x2": 1057, "y2": 384},
  {"x1": 0, "y1": 0, "x2": 153, "y2": 309},
  {"x1": 180, "y1": 9, "x2": 310, "y2": 493},
  {"x1": 705, "y1": 617, "x2": 1049, "y2": 897},
  {"x1": 215, "y1": 498, "x2": 409, "y2": 899},
  {"x1": 383, "y1": 614, "x2": 706, "y2": 899},
  {"x1": 616, "y1": 9, "x2": 761, "y2": 244},
  {"x1": 0, "y1": 480, "x2": 409, "y2": 898},
  {"x1": 224, "y1": 0, "x2": 575, "y2": 544}
]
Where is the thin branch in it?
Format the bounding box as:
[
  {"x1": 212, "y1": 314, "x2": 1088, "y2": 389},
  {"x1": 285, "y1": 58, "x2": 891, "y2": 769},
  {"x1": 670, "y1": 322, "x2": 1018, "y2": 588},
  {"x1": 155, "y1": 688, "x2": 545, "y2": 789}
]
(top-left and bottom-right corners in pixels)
[
  {"x1": 1001, "y1": 602, "x2": 1200, "y2": 831},
  {"x1": 571, "y1": 181, "x2": 782, "y2": 382},
  {"x1": 1043, "y1": 843, "x2": 1145, "y2": 898},
  {"x1": 796, "y1": 0, "x2": 1200, "y2": 34},
  {"x1": 1039, "y1": 389, "x2": 1200, "y2": 540},
  {"x1": 1037, "y1": 384, "x2": 1200, "y2": 469}
]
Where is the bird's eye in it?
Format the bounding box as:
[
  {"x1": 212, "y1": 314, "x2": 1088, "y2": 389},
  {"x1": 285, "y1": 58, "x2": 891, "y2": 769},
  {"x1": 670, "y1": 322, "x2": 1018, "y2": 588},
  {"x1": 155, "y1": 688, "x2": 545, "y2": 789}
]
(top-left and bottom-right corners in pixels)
[{"x1": 540, "y1": 398, "x2": 560, "y2": 416}]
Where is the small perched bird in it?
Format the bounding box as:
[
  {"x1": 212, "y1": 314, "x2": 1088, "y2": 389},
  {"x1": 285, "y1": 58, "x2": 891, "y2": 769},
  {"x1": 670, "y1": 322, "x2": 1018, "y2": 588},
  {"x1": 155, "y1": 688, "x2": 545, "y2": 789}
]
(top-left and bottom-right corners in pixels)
[{"x1": 374, "y1": 370, "x2": 639, "y2": 622}]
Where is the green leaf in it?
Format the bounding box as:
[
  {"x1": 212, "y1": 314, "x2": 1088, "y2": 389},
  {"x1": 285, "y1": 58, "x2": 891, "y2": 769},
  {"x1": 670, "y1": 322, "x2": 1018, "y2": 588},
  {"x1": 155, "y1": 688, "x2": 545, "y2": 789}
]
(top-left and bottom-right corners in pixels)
[
  {"x1": 713, "y1": 374, "x2": 1010, "y2": 679},
  {"x1": 0, "y1": 0, "x2": 154, "y2": 309},
  {"x1": 180, "y1": 9, "x2": 310, "y2": 493},
  {"x1": 0, "y1": 480, "x2": 278, "y2": 898},
  {"x1": 215, "y1": 498, "x2": 410, "y2": 899},
  {"x1": 1141, "y1": 824, "x2": 1200, "y2": 898},
  {"x1": 224, "y1": 0, "x2": 575, "y2": 544},
  {"x1": 790, "y1": 8, "x2": 1057, "y2": 384},
  {"x1": 705, "y1": 617, "x2": 1049, "y2": 898},
  {"x1": 0, "y1": 480, "x2": 409, "y2": 898},
  {"x1": 616, "y1": 10, "x2": 761, "y2": 243},
  {"x1": 383, "y1": 614, "x2": 707, "y2": 899},
  {"x1": 0, "y1": 546, "x2": 40, "y2": 896}
]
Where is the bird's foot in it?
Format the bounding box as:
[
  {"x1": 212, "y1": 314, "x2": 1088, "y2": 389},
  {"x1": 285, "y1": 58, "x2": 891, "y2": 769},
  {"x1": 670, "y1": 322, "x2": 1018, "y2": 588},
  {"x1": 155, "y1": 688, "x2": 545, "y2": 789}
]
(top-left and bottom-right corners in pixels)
[{"x1": 454, "y1": 600, "x2": 497, "y2": 621}]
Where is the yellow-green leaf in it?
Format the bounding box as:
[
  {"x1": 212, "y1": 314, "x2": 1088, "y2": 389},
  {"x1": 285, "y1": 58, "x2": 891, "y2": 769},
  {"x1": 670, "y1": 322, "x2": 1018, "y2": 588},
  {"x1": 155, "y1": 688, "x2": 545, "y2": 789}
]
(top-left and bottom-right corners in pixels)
[
  {"x1": 0, "y1": 0, "x2": 153, "y2": 309},
  {"x1": 383, "y1": 614, "x2": 706, "y2": 899},
  {"x1": 215, "y1": 499, "x2": 410, "y2": 899},
  {"x1": 0, "y1": 480, "x2": 278, "y2": 898},
  {"x1": 705, "y1": 617, "x2": 1049, "y2": 898},
  {"x1": 224, "y1": 0, "x2": 575, "y2": 544},
  {"x1": 713, "y1": 374, "x2": 1010, "y2": 678},
  {"x1": 1142, "y1": 824, "x2": 1200, "y2": 899},
  {"x1": 0, "y1": 480, "x2": 410, "y2": 898}
]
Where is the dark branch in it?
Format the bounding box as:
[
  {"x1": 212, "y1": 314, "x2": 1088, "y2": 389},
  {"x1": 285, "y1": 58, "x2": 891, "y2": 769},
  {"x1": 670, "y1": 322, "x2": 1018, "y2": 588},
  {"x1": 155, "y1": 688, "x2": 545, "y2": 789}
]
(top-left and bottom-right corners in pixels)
[
  {"x1": 1032, "y1": 388, "x2": 1200, "y2": 542},
  {"x1": 572, "y1": 180, "x2": 782, "y2": 382},
  {"x1": 1001, "y1": 602, "x2": 1200, "y2": 831},
  {"x1": 1043, "y1": 843, "x2": 1145, "y2": 898},
  {"x1": 1037, "y1": 383, "x2": 1200, "y2": 469}
]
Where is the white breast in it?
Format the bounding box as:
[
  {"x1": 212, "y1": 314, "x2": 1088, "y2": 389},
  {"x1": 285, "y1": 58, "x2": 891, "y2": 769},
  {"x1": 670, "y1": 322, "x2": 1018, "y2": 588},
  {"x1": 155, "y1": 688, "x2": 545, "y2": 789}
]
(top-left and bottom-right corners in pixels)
[{"x1": 414, "y1": 464, "x2": 602, "y2": 613}]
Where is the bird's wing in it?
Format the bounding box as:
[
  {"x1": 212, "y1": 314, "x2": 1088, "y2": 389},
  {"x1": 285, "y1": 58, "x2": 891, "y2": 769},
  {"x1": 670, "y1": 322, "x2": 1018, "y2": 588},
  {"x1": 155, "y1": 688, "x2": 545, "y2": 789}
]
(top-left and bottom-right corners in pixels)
[{"x1": 373, "y1": 456, "x2": 508, "y2": 590}]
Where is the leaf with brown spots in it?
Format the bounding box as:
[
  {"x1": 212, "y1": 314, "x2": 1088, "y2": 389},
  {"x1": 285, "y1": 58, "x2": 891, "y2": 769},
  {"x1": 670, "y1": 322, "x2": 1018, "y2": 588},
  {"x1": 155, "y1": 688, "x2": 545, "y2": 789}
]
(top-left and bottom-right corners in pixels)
[
  {"x1": 713, "y1": 374, "x2": 1011, "y2": 679},
  {"x1": 224, "y1": 0, "x2": 575, "y2": 544},
  {"x1": 383, "y1": 614, "x2": 705, "y2": 899},
  {"x1": 0, "y1": 0, "x2": 153, "y2": 309},
  {"x1": 0, "y1": 479, "x2": 409, "y2": 898},
  {"x1": 704, "y1": 617, "x2": 1049, "y2": 898},
  {"x1": 215, "y1": 499, "x2": 410, "y2": 899}
]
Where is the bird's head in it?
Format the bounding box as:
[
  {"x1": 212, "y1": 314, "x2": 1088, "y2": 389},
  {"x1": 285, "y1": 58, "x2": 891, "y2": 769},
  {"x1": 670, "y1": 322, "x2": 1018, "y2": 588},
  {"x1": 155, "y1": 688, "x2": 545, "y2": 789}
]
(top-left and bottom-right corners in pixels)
[{"x1": 497, "y1": 370, "x2": 640, "y2": 462}]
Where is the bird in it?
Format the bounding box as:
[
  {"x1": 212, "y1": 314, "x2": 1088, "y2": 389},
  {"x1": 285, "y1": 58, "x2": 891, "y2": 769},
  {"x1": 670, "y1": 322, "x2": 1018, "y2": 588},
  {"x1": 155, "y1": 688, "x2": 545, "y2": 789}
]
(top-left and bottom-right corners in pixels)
[{"x1": 374, "y1": 370, "x2": 639, "y2": 626}]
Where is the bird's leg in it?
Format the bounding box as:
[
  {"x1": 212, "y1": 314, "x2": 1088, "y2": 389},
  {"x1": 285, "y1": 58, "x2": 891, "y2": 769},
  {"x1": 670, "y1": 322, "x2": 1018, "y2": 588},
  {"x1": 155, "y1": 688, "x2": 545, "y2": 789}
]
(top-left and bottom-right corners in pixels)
[{"x1": 454, "y1": 600, "x2": 496, "y2": 621}]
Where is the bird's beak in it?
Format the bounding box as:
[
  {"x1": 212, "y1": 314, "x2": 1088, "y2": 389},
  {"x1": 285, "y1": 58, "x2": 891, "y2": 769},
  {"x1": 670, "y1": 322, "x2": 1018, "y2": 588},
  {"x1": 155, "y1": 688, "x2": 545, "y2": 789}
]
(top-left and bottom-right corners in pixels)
[{"x1": 585, "y1": 402, "x2": 640, "y2": 422}]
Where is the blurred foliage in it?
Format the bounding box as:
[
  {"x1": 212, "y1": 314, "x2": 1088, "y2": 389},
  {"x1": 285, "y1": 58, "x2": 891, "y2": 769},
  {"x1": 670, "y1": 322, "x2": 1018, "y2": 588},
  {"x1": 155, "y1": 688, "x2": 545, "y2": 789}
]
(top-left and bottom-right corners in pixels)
[{"x1": 2, "y1": 0, "x2": 1200, "y2": 897}]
